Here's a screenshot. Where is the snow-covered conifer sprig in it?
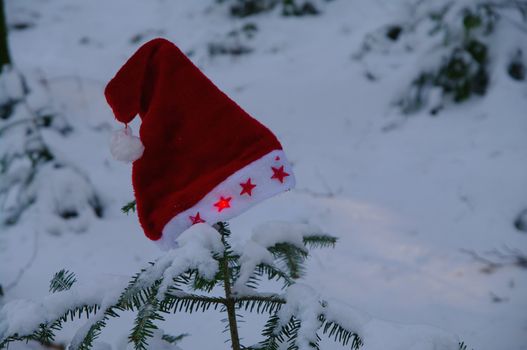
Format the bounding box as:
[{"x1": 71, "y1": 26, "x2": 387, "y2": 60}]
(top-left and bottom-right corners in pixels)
[
  {"x1": 49, "y1": 269, "x2": 77, "y2": 293},
  {"x1": 0, "y1": 222, "x2": 346, "y2": 350},
  {"x1": 247, "y1": 283, "x2": 365, "y2": 350},
  {"x1": 0, "y1": 272, "x2": 117, "y2": 349},
  {"x1": 0, "y1": 69, "x2": 104, "y2": 232},
  {"x1": 121, "y1": 200, "x2": 136, "y2": 215},
  {"x1": 0, "y1": 221, "x2": 466, "y2": 350}
]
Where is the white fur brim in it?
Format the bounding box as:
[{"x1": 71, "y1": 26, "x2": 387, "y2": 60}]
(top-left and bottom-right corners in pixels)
[{"x1": 157, "y1": 149, "x2": 295, "y2": 250}]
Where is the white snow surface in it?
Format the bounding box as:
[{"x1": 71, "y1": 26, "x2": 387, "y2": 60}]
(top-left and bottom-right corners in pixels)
[
  {"x1": 1, "y1": 0, "x2": 526, "y2": 349},
  {"x1": 251, "y1": 221, "x2": 317, "y2": 248}
]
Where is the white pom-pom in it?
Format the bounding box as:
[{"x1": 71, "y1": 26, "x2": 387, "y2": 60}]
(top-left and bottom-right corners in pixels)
[{"x1": 110, "y1": 126, "x2": 144, "y2": 163}]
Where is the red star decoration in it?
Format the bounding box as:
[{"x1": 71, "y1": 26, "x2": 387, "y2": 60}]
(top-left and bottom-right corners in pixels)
[
  {"x1": 271, "y1": 165, "x2": 290, "y2": 183},
  {"x1": 214, "y1": 196, "x2": 232, "y2": 212},
  {"x1": 275, "y1": 156, "x2": 281, "y2": 161},
  {"x1": 189, "y1": 212, "x2": 205, "y2": 225},
  {"x1": 240, "y1": 178, "x2": 256, "y2": 196}
]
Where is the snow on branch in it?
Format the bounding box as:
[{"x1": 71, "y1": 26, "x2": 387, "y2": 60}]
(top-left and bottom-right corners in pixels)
[
  {"x1": 265, "y1": 283, "x2": 459, "y2": 350},
  {"x1": 147, "y1": 224, "x2": 224, "y2": 299},
  {"x1": 233, "y1": 221, "x2": 335, "y2": 294},
  {"x1": 0, "y1": 274, "x2": 127, "y2": 345}
]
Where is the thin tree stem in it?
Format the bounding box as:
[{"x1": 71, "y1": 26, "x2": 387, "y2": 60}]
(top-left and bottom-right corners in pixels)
[
  {"x1": 223, "y1": 258, "x2": 241, "y2": 350},
  {"x1": 216, "y1": 222, "x2": 241, "y2": 350}
]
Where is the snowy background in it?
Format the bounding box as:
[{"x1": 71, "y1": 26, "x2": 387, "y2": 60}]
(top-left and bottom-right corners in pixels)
[{"x1": 1, "y1": 0, "x2": 526, "y2": 349}]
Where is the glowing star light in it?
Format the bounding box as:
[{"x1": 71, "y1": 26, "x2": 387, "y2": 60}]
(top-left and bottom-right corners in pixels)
[
  {"x1": 240, "y1": 178, "x2": 256, "y2": 196},
  {"x1": 189, "y1": 212, "x2": 205, "y2": 224},
  {"x1": 271, "y1": 165, "x2": 290, "y2": 183},
  {"x1": 214, "y1": 196, "x2": 232, "y2": 212}
]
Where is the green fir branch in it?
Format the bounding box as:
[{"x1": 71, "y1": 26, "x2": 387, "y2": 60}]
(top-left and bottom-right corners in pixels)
[
  {"x1": 459, "y1": 341, "x2": 473, "y2": 350},
  {"x1": 267, "y1": 243, "x2": 308, "y2": 279},
  {"x1": 253, "y1": 312, "x2": 281, "y2": 350},
  {"x1": 190, "y1": 269, "x2": 218, "y2": 293},
  {"x1": 71, "y1": 306, "x2": 123, "y2": 350},
  {"x1": 1, "y1": 221, "x2": 358, "y2": 350},
  {"x1": 160, "y1": 293, "x2": 226, "y2": 314},
  {"x1": 0, "y1": 303, "x2": 101, "y2": 349},
  {"x1": 121, "y1": 200, "x2": 136, "y2": 215},
  {"x1": 119, "y1": 263, "x2": 162, "y2": 311},
  {"x1": 235, "y1": 295, "x2": 285, "y2": 314},
  {"x1": 302, "y1": 234, "x2": 337, "y2": 249},
  {"x1": 0, "y1": 334, "x2": 36, "y2": 348},
  {"x1": 49, "y1": 269, "x2": 77, "y2": 293},
  {"x1": 129, "y1": 279, "x2": 165, "y2": 350},
  {"x1": 320, "y1": 315, "x2": 363, "y2": 350},
  {"x1": 0, "y1": 323, "x2": 59, "y2": 349},
  {"x1": 281, "y1": 317, "x2": 302, "y2": 350},
  {"x1": 253, "y1": 312, "x2": 362, "y2": 350},
  {"x1": 254, "y1": 263, "x2": 294, "y2": 288},
  {"x1": 161, "y1": 332, "x2": 189, "y2": 344}
]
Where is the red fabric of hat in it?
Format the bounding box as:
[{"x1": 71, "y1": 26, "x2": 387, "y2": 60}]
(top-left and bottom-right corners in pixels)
[{"x1": 105, "y1": 38, "x2": 295, "y2": 249}]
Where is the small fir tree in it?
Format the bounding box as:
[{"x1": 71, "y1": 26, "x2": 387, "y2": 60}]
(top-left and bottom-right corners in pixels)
[{"x1": 0, "y1": 221, "x2": 364, "y2": 350}]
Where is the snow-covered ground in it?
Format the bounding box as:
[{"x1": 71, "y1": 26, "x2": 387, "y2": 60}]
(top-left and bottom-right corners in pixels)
[{"x1": 1, "y1": 0, "x2": 526, "y2": 349}]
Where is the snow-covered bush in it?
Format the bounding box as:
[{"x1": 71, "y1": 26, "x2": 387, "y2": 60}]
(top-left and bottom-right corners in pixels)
[
  {"x1": 221, "y1": 0, "x2": 320, "y2": 18},
  {"x1": 507, "y1": 48, "x2": 526, "y2": 81},
  {"x1": 208, "y1": 23, "x2": 258, "y2": 57},
  {"x1": 515, "y1": 209, "x2": 527, "y2": 232},
  {"x1": 208, "y1": 0, "x2": 329, "y2": 58},
  {"x1": 0, "y1": 68, "x2": 103, "y2": 232},
  {"x1": 355, "y1": 0, "x2": 527, "y2": 114},
  {"x1": 397, "y1": 1, "x2": 496, "y2": 114}
]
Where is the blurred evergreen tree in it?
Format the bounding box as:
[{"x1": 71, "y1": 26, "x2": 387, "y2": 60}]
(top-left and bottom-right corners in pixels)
[
  {"x1": 0, "y1": 0, "x2": 10, "y2": 70},
  {"x1": 0, "y1": 0, "x2": 103, "y2": 241},
  {"x1": 355, "y1": 0, "x2": 527, "y2": 114},
  {"x1": 0, "y1": 0, "x2": 7, "y2": 304},
  {"x1": 221, "y1": 0, "x2": 319, "y2": 18}
]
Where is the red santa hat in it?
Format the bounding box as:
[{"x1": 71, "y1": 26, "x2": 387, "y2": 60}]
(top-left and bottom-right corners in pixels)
[{"x1": 105, "y1": 38, "x2": 295, "y2": 249}]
